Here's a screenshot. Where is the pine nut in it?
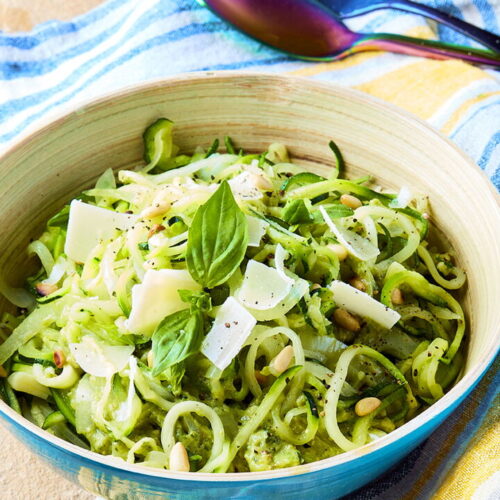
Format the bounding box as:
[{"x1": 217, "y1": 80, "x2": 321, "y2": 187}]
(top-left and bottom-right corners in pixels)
[
  {"x1": 147, "y1": 223, "x2": 165, "y2": 239},
  {"x1": 340, "y1": 194, "x2": 362, "y2": 209},
  {"x1": 255, "y1": 370, "x2": 268, "y2": 385},
  {"x1": 333, "y1": 308, "x2": 361, "y2": 332},
  {"x1": 355, "y1": 397, "x2": 382, "y2": 417},
  {"x1": 327, "y1": 243, "x2": 348, "y2": 261},
  {"x1": 169, "y1": 442, "x2": 190, "y2": 472},
  {"x1": 0, "y1": 365, "x2": 7, "y2": 378},
  {"x1": 53, "y1": 350, "x2": 66, "y2": 369},
  {"x1": 147, "y1": 350, "x2": 154, "y2": 369},
  {"x1": 349, "y1": 277, "x2": 365, "y2": 292},
  {"x1": 35, "y1": 283, "x2": 58, "y2": 297},
  {"x1": 391, "y1": 288, "x2": 405, "y2": 305},
  {"x1": 311, "y1": 283, "x2": 321, "y2": 291},
  {"x1": 251, "y1": 173, "x2": 274, "y2": 191},
  {"x1": 141, "y1": 200, "x2": 171, "y2": 219},
  {"x1": 270, "y1": 345, "x2": 294, "y2": 376}
]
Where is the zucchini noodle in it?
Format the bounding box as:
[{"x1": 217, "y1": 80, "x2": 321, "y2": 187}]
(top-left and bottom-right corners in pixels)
[
  {"x1": 244, "y1": 326, "x2": 305, "y2": 398},
  {"x1": 324, "y1": 345, "x2": 415, "y2": 451},
  {"x1": 161, "y1": 401, "x2": 227, "y2": 472},
  {"x1": 417, "y1": 245, "x2": 466, "y2": 290}
]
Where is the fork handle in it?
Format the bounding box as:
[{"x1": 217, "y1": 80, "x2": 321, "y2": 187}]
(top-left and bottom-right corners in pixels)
[
  {"x1": 339, "y1": 0, "x2": 500, "y2": 52},
  {"x1": 348, "y1": 33, "x2": 500, "y2": 67}
]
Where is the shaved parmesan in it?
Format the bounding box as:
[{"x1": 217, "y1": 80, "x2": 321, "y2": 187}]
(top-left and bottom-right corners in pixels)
[
  {"x1": 229, "y1": 172, "x2": 264, "y2": 200},
  {"x1": 329, "y1": 280, "x2": 400, "y2": 329},
  {"x1": 320, "y1": 206, "x2": 379, "y2": 261},
  {"x1": 70, "y1": 336, "x2": 134, "y2": 377},
  {"x1": 126, "y1": 269, "x2": 200, "y2": 336},
  {"x1": 274, "y1": 244, "x2": 294, "y2": 285},
  {"x1": 237, "y1": 260, "x2": 292, "y2": 310},
  {"x1": 247, "y1": 215, "x2": 268, "y2": 247},
  {"x1": 201, "y1": 297, "x2": 256, "y2": 370},
  {"x1": 65, "y1": 200, "x2": 137, "y2": 263},
  {"x1": 244, "y1": 278, "x2": 309, "y2": 321},
  {"x1": 389, "y1": 186, "x2": 412, "y2": 209}
]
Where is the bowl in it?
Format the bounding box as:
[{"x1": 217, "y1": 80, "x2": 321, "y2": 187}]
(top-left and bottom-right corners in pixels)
[{"x1": 0, "y1": 72, "x2": 498, "y2": 500}]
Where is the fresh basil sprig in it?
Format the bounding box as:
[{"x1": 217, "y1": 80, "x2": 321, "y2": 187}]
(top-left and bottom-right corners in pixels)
[
  {"x1": 186, "y1": 181, "x2": 248, "y2": 288},
  {"x1": 282, "y1": 199, "x2": 314, "y2": 225},
  {"x1": 151, "y1": 308, "x2": 204, "y2": 377}
]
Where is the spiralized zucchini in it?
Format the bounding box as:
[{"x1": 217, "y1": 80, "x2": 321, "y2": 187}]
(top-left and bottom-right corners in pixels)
[{"x1": 0, "y1": 120, "x2": 467, "y2": 472}]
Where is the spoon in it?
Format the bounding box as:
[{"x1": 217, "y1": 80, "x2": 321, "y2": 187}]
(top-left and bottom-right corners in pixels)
[
  {"x1": 321, "y1": 0, "x2": 499, "y2": 53},
  {"x1": 198, "y1": 0, "x2": 500, "y2": 67}
]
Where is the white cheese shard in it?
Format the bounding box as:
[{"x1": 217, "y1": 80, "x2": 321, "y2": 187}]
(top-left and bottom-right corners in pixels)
[
  {"x1": 228, "y1": 172, "x2": 264, "y2": 200},
  {"x1": 236, "y1": 260, "x2": 292, "y2": 310},
  {"x1": 243, "y1": 278, "x2": 309, "y2": 322},
  {"x1": 64, "y1": 200, "x2": 137, "y2": 263},
  {"x1": 201, "y1": 297, "x2": 256, "y2": 370},
  {"x1": 126, "y1": 269, "x2": 200, "y2": 336},
  {"x1": 389, "y1": 186, "x2": 413, "y2": 209},
  {"x1": 69, "y1": 336, "x2": 134, "y2": 377},
  {"x1": 246, "y1": 215, "x2": 268, "y2": 247},
  {"x1": 329, "y1": 280, "x2": 400, "y2": 329},
  {"x1": 320, "y1": 206, "x2": 379, "y2": 261},
  {"x1": 274, "y1": 244, "x2": 294, "y2": 285}
]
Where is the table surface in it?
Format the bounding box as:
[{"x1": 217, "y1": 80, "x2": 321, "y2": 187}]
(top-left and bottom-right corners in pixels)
[{"x1": 0, "y1": 4, "x2": 101, "y2": 499}]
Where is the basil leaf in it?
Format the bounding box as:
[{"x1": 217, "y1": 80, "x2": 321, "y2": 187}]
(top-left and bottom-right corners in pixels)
[
  {"x1": 282, "y1": 199, "x2": 314, "y2": 225},
  {"x1": 178, "y1": 289, "x2": 212, "y2": 312},
  {"x1": 162, "y1": 363, "x2": 185, "y2": 395},
  {"x1": 151, "y1": 309, "x2": 203, "y2": 377},
  {"x1": 186, "y1": 181, "x2": 248, "y2": 288}
]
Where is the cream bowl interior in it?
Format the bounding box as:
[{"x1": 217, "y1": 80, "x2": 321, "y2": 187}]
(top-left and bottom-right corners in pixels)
[{"x1": 0, "y1": 72, "x2": 498, "y2": 482}]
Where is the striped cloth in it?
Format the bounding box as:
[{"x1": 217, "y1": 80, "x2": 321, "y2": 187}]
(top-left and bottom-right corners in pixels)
[{"x1": 0, "y1": 1, "x2": 498, "y2": 499}]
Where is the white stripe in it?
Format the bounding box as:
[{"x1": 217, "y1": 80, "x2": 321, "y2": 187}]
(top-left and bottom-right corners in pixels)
[
  {"x1": 428, "y1": 78, "x2": 500, "y2": 128},
  {"x1": 451, "y1": 0, "x2": 484, "y2": 27},
  {"x1": 0, "y1": 1, "x2": 138, "y2": 62},
  {"x1": 0, "y1": 0, "x2": 159, "y2": 105}
]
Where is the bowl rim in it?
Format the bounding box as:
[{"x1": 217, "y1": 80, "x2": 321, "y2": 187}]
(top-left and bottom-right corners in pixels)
[{"x1": 0, "y1": 71, "x2": 499, "y2": 483}]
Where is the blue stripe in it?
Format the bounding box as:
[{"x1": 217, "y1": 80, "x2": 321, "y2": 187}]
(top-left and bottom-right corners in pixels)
[
  {"x1": 0, "y1": 8, "x2": 210, "y2": 122},
  {"x1": 450, "y1": 100, "x2": 500, "y2": 139},
  {"x1": 428, "y1": 0, "x2": 477, "y2": 47},
  {"x1": 471, "y1": 0, "x2": 500, "y2": 33},
  {"x1": 197, "y1": 55, "x2": 292, "y2": 72},
  {"x1": 0, "y1": 0, "x2": 126, "y2": 49},
  {"x1": 0, "y1": 3, "x2": 194, "y2": 79},
  {"x1": 477, "y1": 131, "x2": 500, "y2": 170},
  {"x1": 491, "y1": 166, "x2": 500, "y2": 189},
  {"x1": 0, "y1": 21, "x2": 245, "y2": 142}
]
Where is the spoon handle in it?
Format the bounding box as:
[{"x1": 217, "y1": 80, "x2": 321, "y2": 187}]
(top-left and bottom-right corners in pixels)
[
  {"x1": 349, "y1": 33, "x2": 500, "y2": 67},
  {"x1": 337, "y1": 0, "x2": 500, "y2": 53}
]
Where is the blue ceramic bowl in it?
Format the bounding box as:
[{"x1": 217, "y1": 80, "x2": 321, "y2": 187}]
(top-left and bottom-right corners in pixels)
[{"x1": 0, "y1": 73, "x2": 498, "y2": 499}]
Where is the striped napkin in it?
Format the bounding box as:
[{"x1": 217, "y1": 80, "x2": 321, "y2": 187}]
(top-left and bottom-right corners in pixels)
[{"x1": 0, "y1": 1, "x2": 498, "y2": 499}]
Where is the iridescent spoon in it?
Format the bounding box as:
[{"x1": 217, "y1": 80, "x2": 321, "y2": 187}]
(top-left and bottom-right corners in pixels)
[
  {"x1": 198, "y1": 0, "x2": 500, "y2": 67},
  {"x1": 321, "y1": 0, "x2": 499, "y2": 53}
]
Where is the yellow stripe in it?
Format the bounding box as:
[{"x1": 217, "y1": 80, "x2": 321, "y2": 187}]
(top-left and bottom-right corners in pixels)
[
  {"x1": 288, "y1": 52, "x2": 380, "y2": 77},
  {"x1": 355, "y1": 60, "x2": 494, "y2": 120},
  {"x1": 434, "y1": 419, "x2": 500, "y2": 499},
  {"x1": 441, "y1": 90, "x2": 500, "y2": 135}
]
